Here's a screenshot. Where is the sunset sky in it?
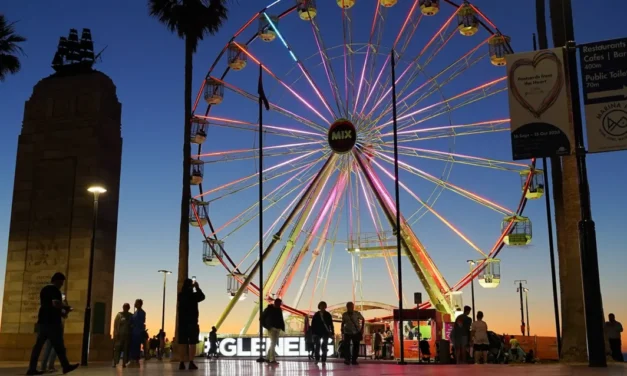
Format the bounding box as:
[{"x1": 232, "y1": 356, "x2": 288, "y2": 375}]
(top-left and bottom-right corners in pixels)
[{"x1": 1, "y1": 0, "x2": 626, "y2": 351}]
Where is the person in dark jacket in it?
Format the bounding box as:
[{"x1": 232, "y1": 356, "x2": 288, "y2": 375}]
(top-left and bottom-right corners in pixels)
[
  {"x1": 207, "y1": 326, "x2": 219, "y2": 358},
  {"x1": 311, "y1": 301, "x2": 334, "y2": 363},
  {"x1": 177, "y1": 278, "x2": 206, "y2": 370},
  {"x1": 262, "y1": 298, "x2": 285, "y2": 364}
]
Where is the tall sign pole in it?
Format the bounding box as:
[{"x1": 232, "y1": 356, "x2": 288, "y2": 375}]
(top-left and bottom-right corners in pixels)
[
  {"x1": 515, "y1": 280, "x2": 527, "y2": 336},
  {"x1": 551, "y1": 0, "x2": 606, "y2": 366},
  {"x1": 257, "y1": 63, "x2": 270, "y2": 363},
  {"x1": 390, "y1": 49, "x2": 405, "y2": 365}
]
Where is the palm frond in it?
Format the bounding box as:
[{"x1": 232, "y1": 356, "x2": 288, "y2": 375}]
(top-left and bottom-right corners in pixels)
[
  {"x1": 0, "y1": 54, "x2": 21, "y2": 81},
  {"x1": 0, "y1": 14, "x2": 27, "y2": 80}
]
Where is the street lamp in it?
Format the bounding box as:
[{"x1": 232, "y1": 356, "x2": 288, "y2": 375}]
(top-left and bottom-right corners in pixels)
[
  {"x1": 523, "y1": 288, "x2": 530, "y2": 337},
  {"x1": 467, "y1": 260, "x2": 476, "y2": 321},
  {"x1": 81, "y1": 185, "x2": 106, "y2": 366},
  {"x1": 158, "y1": 269, "x2": 172, "y2": 359}
]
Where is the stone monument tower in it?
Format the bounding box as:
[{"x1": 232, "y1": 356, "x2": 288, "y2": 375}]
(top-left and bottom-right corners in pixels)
[{"x1": 0, "y1": 29, "x2": 122, "y2": 361}]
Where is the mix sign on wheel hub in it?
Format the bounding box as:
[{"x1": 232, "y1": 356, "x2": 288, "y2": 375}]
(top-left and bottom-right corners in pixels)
[{"x1": 328, "y1": 118, "x2": 357, "y2": 154}]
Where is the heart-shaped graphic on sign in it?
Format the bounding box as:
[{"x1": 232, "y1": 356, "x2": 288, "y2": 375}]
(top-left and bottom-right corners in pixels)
[{"x1": 508, "y1": 50, "x2": 564, "y2": 119}]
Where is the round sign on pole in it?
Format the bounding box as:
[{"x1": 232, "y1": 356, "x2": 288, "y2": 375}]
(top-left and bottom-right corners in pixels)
[{"x1": 328, "y1": 118, "x2": 357, "y2": 154}]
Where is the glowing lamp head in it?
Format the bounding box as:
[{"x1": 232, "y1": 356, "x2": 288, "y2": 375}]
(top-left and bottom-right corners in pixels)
[{"x1": 87, "y1": 186, "x2": 107, "y2": 194}]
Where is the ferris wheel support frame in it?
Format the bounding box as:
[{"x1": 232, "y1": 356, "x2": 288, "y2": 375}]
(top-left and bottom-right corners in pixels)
[
  {"x1": 353, "y1": 149, "x2": 453, "y2": 314},
  {"x1": 214, "y1": 155, "x2": 336, "y2": 330}
]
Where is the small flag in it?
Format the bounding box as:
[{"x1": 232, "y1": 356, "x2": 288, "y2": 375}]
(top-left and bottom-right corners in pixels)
[{"x1": 258, "y1": 64, "x2": 270, "y2": 111}]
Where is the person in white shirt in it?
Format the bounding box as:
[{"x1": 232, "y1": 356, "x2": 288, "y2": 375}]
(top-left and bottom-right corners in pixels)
[
  {"x1": 341, "y1": 302, "x2": 364, "y2": 365},
  {"x1": 605, "y1": 313, "x2": 624, "y2": 362},
  {"x1": 471, "y1": 311, "x2": 490, "y2": 364}
]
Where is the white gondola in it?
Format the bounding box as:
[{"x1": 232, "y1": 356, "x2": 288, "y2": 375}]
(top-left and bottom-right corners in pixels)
[
  {"x1": 419, "y1": 0, "x2": 439, "y2": 16},
  {"x1": 190, "y1": 117, "x2": 208, "y2": 144},
  {"x1": 502, "y1": 215, "x2": 532, "y2": 246},
  {"x1": 204, "y1": 78, "x2": 224, "y2": 105},
  {"x1": 227, "y1": 272, "x2": 248, "y2": 301},
  {"x1": 258, "y1": 14, "x2": 279, "y2": 42},
  {"x1": 457, "y1": 2, "x2": 479, "y2": 36},
  {"x1": 488, "y1": 34, "x2": 511, "y2": 66},
  {"x1": 190, "y1": 159, "x2": 204, "y2": 185},
  {"x1": 189, "y1": 199, "x2": 209, "y2": 227},
  {"x1": 202, "y1": 239, "x2": 224, "y2": 266},
  {"x1": 228, "y1": 43, "x2": 247, "y2": 71},
  {"x1": 478, "y1": 258, "x2": 501, "y2": 288},
  {"x1": 521, "y1": 169, "x2": 545, "y2": 199},
  {"x1": 296, "y1": 0, "x2": 317, "y2": 21}
]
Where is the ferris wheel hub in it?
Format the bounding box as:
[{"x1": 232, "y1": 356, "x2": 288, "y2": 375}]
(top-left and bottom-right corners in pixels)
[{"x1": 328, "y1": 118, "x2": 357, "y2": 154}]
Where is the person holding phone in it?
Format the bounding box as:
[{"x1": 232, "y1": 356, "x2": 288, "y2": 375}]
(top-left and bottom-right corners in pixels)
[
  {"x1": 341, "y1": 302, "x2": 365, "y2": 365},
  {"x1": 177, "y1": 278, "x2": 205, "y2": 370}
]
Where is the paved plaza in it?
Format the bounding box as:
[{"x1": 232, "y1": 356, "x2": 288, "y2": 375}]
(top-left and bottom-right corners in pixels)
[{"x1": 1, "y1": 359, "x2": 626, "y2": 375}]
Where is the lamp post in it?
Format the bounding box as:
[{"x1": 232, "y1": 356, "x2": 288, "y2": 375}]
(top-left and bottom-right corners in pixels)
[
  {"x1": 523, "y1": 288, "x2": 530, "y2": 336},
  {"x1": 514, "y1": 280, "x2": 527, "y2": 337},
  {"x1": 157, "y1": 270, "x2": 172, "y2": 337},
  {"x1": 466, "y1": 260, "x2": 476, "y2": 321},
  {"x1": 81, "y1": 185, "x2": 106, "y2": 366}
]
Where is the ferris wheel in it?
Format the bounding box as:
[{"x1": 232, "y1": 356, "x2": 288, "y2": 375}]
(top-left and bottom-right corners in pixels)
[{"x1": 189, "y1": 0, "x2": 546, "y2": 331}]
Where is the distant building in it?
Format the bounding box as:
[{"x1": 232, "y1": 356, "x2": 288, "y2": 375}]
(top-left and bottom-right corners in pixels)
[{"x1": 0, "y1": 29, "x2": 122, "y2": 361}]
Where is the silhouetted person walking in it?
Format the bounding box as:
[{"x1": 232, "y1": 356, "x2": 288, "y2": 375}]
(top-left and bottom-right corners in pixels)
[
  {"x1": 129, "y1": 299, "x2": 146, "y2": 367},
  {"x1": 341, "y1": 302, "x2": 364, "y2": 365},
  {"x1": 207, "y1": 327, "x2": 219, "y2": 358},
  {"x1": 262, "y1": 298, "x2": 285, "y2": 365},
  {"x1": 177, "y1": 278, "x2": 205, "y2": 370},
  {"x1": 605, "y1": 313, "x2": 624, "y2": 362},
  {"x1": 26, "y1": 273, "x2": 78, "y2": 375},
  {"x1": 112, "y1": 303, "x2": 132, "y2": 367},
  {"x1": 311, "y1": 301, "x2": 334, "y2": 363}
]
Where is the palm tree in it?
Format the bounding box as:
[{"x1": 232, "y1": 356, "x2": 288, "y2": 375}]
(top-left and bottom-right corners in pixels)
[
  {"x1": 148, "y1": 0, "x2": 228, "y2": 344},
  {"x1": 0, "y1": 14, "x2": 27, "y2": 82}
]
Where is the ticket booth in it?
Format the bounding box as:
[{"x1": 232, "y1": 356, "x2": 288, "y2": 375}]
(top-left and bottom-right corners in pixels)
[{"x1": 392, "y1": 309, "x2": 450, "y2": 361}]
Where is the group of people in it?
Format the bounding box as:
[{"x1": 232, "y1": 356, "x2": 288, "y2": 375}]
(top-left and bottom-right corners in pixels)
[
  {"x1": 111, "y1": 300, "x2": 149, "y2": 368},
  {"x1": 450, "y1": 306, "x2": 491, "y2": 364}
]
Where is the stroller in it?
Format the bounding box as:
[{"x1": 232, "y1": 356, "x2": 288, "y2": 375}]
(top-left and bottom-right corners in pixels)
[{"x1": 486, "y1": 331, "x2": 508, "y2": 364}]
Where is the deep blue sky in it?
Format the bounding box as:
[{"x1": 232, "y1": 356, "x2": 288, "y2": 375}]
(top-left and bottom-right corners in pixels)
[{"x1": 1, "y1": 0, "x2": 626, "y2": 338}]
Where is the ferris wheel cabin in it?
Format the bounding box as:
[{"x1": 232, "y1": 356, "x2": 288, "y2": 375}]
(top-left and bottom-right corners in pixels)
[
  {"x1": 227, "y1": 273, "x2": 248, "y2": 301},
  {"x1": 419, "y1": 0, "x2": 440, "y2": 16},
  {"x1": 228, "y1": 43, "x2": 247, "y2": 71},
  {"x1": 189, "y1": 199, "x2": 209, "y2": 227},
  {"x1": 477, "y1": 259, "x2": 501, "y2": 288},
  {"x1": 521, "y1": 169, "x2": 545, "y2": 199},
  {"x1": 204, "y1": 78, "x2": 224, "y2": 105},
  {"x1": 258, "y1": 14, "x2": 279, "y2": 42},
  {"x1": 190, "y1": 159, "x2": 204, "y2": 185},
  {"x1": 457, "y1": 3, "x2": 479, "y2": 37},
  {"x1": 190, "y1": 117, "x2": 208, "y2": 144},
  {"x1": 502, "y1": 215, "x2": 532, "y2": 246},
  {"x1": 202, "y1": 239, "x2": 224, "y2": 266},
  {"x1": 380, "y1": 0, "x2": 398, "y2": 7},
  {"x1": 337, "y1": 0, "x2": 355, "y2": 9},
  {"x1": 296, "y1": 0, "x2": 317, "y2": 21},
  {"x1": 488, "y1": 34, "x2": 511, "y2": 66}
]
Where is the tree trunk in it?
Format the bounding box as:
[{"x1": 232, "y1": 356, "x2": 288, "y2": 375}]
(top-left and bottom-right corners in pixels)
[
  {"x1": 173, "y1": 35, "x2": 193, "y2": 359},
  {"x1": 548, "y1": 0, "x2": 588, "y2": 362}
]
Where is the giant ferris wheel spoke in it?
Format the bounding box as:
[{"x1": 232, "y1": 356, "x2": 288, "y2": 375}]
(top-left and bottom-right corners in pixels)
[
  {"x1": 196, "y1": 141, "x2": 326, "y2": 163},
  {"x1": 379, "y1": 145, "x2": 528, "y2": 172},
  {"x1": 233, "y1": 43, "x2": 332, "y2": 126},
  {"x1": 376, "y1": 153, "x2": 513, "y2": 216},
  {"x1": 341, "y1": 6, "x2": 355, "y2": 114},
  {"x1": 308, "y1": 18, "x2": 346, "y2": 117},
  {"x1": 357, "y1": 0, "x2": 423, "y2": 116},
  {"x1": 371, "y1": 157, "x2": 490, "y2": 259},
  {"x1": 196, "y1": 150, "x2": 325, "y2": 200},
  {"x1": 353, "y1": 1, "x2": 387, "y2": 115},
  {"x1": 195, "y1": 115, "x2": 325, "y2": 142},
  {"x1": 215, "y1": 79, "x2": 327, "y2": 133},
  {"x1": 380, "y1": 119, "x2": 510, "y2": 143},
  {"x1": 376, "y1": 76, "x2": 507, "y2": 132},
  {"x1": 260, "y1": 12, "x2": 337, "y2": 119},
  {"x1": 363, "y1": 9, "x2": 459, "y2": 119},
  {"x1": 374, "y1": 38, "x2": 491, "y2": 124}
]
